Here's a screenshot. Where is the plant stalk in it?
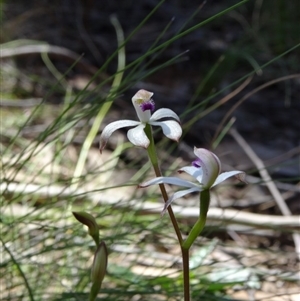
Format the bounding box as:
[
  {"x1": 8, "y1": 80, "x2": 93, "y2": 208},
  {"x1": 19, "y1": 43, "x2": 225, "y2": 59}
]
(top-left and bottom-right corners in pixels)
[
  {"x1": 144, "y1": 124, "x2": 191, "y2": 299},
  {"x1": 144, "y1": 124, "x2": 183, "y2": 244},
  {"x1": 182, "y1": 190, "x2": 210, "y2": 250},
  {"x1": 182, "y1": 247, "x2": 190, "y2": 301}
]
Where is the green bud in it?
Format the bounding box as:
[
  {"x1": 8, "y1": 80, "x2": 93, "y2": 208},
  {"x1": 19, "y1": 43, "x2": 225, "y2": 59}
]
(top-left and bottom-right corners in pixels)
[
  {"x1": 72, "y1": 211, "x2": 99, "y2": 246},
  {"x1": 91, "y1": 241, "x2": 108, "y2": 286}
]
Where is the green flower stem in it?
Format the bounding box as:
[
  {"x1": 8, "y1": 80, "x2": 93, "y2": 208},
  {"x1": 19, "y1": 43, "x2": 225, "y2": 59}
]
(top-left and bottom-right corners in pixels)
[
  {"x1": 144, "y1": 124, "x2": 190, "y2": 300},
  {"x1": 144, "y1": 124, "x2": 183, "y2": 244},
  {"x1": 182, "y1": 189, "x2": 210, "y2": 250}
]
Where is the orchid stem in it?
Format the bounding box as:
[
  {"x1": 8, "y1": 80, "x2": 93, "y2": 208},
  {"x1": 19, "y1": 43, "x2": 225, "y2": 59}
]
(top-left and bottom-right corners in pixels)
[
  {"x1": 144, "y1": 124, "x2": 190, "y2": 300},
  {"x1": 180, "y1": 190, "x2": 210, "y2": 300},
  {"x1": 182, "y1": 247, "x2": 190, "y2": 301},
  {"x1": 182, "y1": 189, "x2": 210, "y2": 250},
  {"x1": 144, "y1": 124, "x2": 183, "y2": 245}
]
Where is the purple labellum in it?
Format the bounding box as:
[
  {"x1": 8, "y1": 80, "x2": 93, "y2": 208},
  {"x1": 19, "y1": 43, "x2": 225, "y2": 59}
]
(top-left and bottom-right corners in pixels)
[
  {"x1": 192, "y1": 159, "x2": 201, "y2": 168},
  {"x1": 140, "y1": 100, "x2": 155, "y2": 112}
]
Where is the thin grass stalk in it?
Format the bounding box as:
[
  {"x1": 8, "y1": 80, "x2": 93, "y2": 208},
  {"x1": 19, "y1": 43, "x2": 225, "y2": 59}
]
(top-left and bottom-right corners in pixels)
[
  {"x1": 1, "y1": 237, "x2": 35, "y2": 301},
  {"x1": 72, "y1": 15, "x2": 125, "y2": 188}
]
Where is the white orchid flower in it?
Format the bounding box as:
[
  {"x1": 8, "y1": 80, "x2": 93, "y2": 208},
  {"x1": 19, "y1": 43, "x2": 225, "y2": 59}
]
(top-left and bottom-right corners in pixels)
[
  {"x1": 139, "y1": 147, "x2": 245, "y2": 213},
  {"x1": 99, "y1": 89, "x2": 182, "y2": 153}
]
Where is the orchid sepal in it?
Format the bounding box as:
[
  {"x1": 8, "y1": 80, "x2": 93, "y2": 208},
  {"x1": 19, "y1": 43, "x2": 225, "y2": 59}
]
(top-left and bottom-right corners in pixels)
[
  {"x1": 99, "y1": 120, "x2": 140, "y2": 153},
  {"x1": 161, "y1": 187, "x2": 202, "y2": 215},
  {"x1": 131, "y1": 89, "x2": 154, "y2": 122},
  {"x1": 139, "y1": 176, "x2": 200, "y2": 189},
  {"x1": 192, "y1": 147, "x2": 221, "y2": 188},
  {"x1": 127, "y1": 124, "x2": 149, "y2": 148},
  {"x1": 150, "y1": 120, "x2": 182, "y2": 142},
  {"x1": 150, "y1": 108, "x2": 181, "y2": 123},
  {"x1": 212, "y1": 170, "x2": 246, "y2": 187}
]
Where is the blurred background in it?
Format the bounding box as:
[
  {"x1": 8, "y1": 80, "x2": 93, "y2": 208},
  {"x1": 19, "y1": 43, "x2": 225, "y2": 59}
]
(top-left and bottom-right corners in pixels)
[
  {"x1": 3, "y1": 0, "x2": 300, "y2": 175},
  {"x1": 1, "y1": 1, "x2": 300, "y2": 300}
]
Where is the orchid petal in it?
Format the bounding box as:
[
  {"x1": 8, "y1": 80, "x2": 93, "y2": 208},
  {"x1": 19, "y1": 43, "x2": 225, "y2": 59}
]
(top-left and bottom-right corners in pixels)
[
  {"x1": 212, "y1": 171, "x2": 246, "y2": 187},
  {"x1": 99, "y1": 120, "x2": 140, "y2": 153},
  {"x1": 132, "y1": 89, "x2": 153, "y2": 122},
  {"x1": 150, "y1": 120, "x2": 182, "y2": 141},
  {"x1": 162, "y1": 187, "x2": 201, "y2": 215},
  {"x1": 193, "y1": 147, "x2": 221, "y2": 188},
  {"x1": 178, "y1": 166, "x2": 204, "y2": 183},
  {"x1": 150, "y1": 108, "x2": 180, "y2": 122},
  {"x1": 127, "y1": 124, "x2": 149, "y2": 148},
  {"x1": 139, "y1": 176, "x2": 199, "y2": 189}
]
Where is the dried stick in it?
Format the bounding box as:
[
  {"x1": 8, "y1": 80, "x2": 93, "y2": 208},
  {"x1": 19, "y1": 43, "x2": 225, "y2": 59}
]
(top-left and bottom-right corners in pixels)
[
  {"x1": 1, "y1": 182, "x2": 299, "y2": 230},
  {"x1": 230, "y1": 128, "x2": 300, "y2": 259}
]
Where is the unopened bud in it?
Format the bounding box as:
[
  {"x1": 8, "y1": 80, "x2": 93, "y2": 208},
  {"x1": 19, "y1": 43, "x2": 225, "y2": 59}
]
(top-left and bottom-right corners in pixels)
[
  {"x1": 72, "y1": 211, "x2": 99, "y2": 246},
  {"x1": 91, "y1": 241, "x2": 108, "y2": 285}
]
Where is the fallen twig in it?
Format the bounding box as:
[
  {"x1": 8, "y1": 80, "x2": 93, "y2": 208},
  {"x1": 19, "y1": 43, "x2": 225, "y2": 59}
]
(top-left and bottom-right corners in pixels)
[
  {"x1": 0, "y1": 43, "x2": 101, "y2": 77},
  {"x1": 1, "y1": 182, "x2": 299, "y2": 231},
  {"x1": 230, "y1": 128, "x2": 300, "y2": 259}
]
